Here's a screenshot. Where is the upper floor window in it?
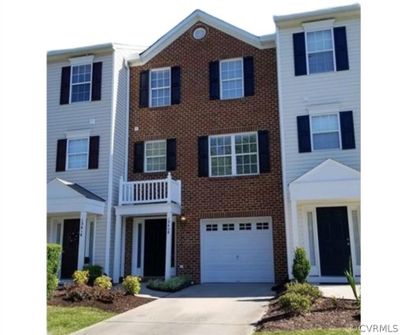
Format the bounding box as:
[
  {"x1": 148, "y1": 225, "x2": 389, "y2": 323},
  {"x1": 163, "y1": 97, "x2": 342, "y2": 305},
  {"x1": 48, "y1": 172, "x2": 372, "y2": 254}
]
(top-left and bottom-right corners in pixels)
[
  {"x1": 306, "y1": 30, "x2": 335, "y2": 74},
  {"x1": 311, "y1": 114, "x2": 340, "y2": 150},
  {"x1": 145, "y1": 140, "x2": 167, "y2": 172},
  {"x1": 150, "y1": 68, "x2": 171, "y2": 107},
  {"x1": 67, "y1": 138, "x2": 89, "y2": 170},
  {"x1": 220, "y1": 58, "x2": 244, "y2": 100},
  {"x1": 209, "y1": 132, "x2": 258, "y2": 177},
  {"x1": 71, "y1": 64, "x2": 92, "y2": 102}
]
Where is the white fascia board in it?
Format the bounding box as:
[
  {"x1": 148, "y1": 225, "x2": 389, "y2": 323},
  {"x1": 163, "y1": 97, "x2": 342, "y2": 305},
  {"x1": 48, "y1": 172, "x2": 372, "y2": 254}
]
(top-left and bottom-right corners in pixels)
[
  {"x1": 129, "y1": 9, "x2": 275, "y2": 66},
  {"x1": 115, "y1": 203, "x2": 181, "y2": 216},
  {"x1": 274, "y1": 3, "x2": 360, "y2": 28}
]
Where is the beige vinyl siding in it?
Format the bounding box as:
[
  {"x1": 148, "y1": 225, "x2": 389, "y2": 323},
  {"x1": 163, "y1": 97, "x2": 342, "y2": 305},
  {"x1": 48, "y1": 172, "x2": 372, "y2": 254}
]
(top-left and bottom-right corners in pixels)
[{"x1": 278, "y1": 18, "x2": 360, "y2": 186}]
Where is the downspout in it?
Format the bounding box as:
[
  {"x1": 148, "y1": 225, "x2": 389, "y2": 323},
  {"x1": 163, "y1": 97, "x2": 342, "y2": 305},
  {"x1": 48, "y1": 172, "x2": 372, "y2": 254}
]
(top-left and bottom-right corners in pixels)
[{"x1": 275, "y1": 26, "x2": 293, "y2": 280}]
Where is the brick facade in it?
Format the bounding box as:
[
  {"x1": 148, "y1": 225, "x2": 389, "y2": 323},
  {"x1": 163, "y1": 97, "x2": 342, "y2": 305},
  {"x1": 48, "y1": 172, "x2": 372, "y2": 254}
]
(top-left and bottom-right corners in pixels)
[{"x1": 125, "y1": 23, "x2": 287, "y2": 283}]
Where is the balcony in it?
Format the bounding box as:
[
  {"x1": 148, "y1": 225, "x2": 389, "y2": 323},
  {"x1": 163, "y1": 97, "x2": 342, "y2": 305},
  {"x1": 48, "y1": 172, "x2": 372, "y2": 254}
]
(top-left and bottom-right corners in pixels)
[{"x1": 118, "y1": 173, "x2": 181, "y2": 207}]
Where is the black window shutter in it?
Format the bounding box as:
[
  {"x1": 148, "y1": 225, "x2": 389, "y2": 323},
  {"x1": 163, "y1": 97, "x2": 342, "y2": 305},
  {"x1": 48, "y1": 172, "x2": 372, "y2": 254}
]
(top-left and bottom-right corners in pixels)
[
  {"x1": 133, "y1": 142, "x2": 144, "y2": 173},
  {"x1": 171, "y1": 66, "x2": 181, "y2": 105},
  {"x1": 334, "y1": 27, "x2": 349, "y2": 71},
  {"x1": 258, "y1": 130, "x2": 270, "y2": 173},
  {"x1": 139, "y1": 71, "x2": 149, "y2": 108},
  {"x1": 243, "y1": 56, "x2": 255, "y2": 96},
  {"x1": 91, "y1": 62, "x2": 102, "y2": 101},
  {"x1": 209, "y1": 61, "x2": 220, "y2": 100},
  {"x1": 293, "y1": 33, "x2": 307, "y2": 76},
  {"x1": 198, "y1": 136, "x2": 209, "y2": 177},
  {"x1": 88, "y1": 136, "x2": 100, "y2": 169},
  {"x1": 166, "y1": 138, "x2": 177, "y2": 171},
  {"x1": 297, "y1": 115, "x2": 312, "y2": 153},
  {"x1": 340, "y1": 111, "x2": 355, "y2": 149},
  {"x1": 60, "y1": 66, "x2": 71, "y2": 105},
  {"x1": 56, "y1": 139, "x2": 67, "y2": 172}
]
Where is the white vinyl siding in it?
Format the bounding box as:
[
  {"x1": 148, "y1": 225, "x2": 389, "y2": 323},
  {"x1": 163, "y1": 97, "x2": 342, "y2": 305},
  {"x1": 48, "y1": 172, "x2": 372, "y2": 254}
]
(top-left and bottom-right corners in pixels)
[
  {"x1": 209, "y1": 132, "x2": 258, "y2": 177},
  {"x1": 220, "y1": 58, "x2": 244, "y2": 99},
  {"x1": 150, "y1": 68, "x2": 171, "y2": 107}
]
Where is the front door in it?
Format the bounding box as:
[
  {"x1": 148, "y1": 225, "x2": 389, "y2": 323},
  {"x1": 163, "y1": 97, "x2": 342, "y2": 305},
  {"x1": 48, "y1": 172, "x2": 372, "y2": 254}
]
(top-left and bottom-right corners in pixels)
[
  {"x1": 61, "y1": 219, "x2": 80, "y2": 278},
  {"x1": 317, "y1": 207, "x2": 351, "y2": 276},
  {"x1": 144, "y1": 219, "x2": 166, "y2": 277}
]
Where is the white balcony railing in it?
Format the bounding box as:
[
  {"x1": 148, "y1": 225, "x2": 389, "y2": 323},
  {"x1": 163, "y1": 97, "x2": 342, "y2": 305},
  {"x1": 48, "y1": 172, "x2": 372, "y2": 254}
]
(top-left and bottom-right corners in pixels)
[{"x1": 119, "y1": 172, "x2": 181, "y2": 206}]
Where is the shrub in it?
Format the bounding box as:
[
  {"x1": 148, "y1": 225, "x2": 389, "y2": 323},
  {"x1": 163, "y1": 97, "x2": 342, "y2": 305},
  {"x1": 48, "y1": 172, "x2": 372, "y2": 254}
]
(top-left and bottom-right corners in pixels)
[
  {"x1": 279, "y1": 292, "x2": 312, "y2": 315},
  {"x1": 65, "y1": 284, "x2": 93, "y2": 302},
  {"x1": 83, "y1": 264, "x2": 103, "y2": 285},
  {"x1": 285, "y1": 282, "x2": 321, "y2": 302},
  {"x1": 147, "y1": 276, "x2": 191, "y2": 292},
  {"x1": 292, "y1": 247, "x2": 311, "y2": 283},
  {"x1": 72, "y1": 270, "x2": 89, "y2": 285},
  {"x1": 122, "y1": 276, "x2": 141, "y2": 295},
  {"x1": 47, "y1": 243, "x2": 62, "y2": 299},
  {"x1": 344, "y1": 262, "x2": 361, "y2": 308},
  {"x1": 94, "y1": 275, "x2": 112, "y2": 289}
]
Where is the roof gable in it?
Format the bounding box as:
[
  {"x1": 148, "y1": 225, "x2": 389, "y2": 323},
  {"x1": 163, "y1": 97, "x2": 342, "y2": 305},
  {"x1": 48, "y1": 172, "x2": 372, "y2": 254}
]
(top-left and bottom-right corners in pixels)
[
  {"x1": 129, "y1": 9, "x2": 275, "y2": 66},
  {"x1": 291, "y1": 159, "x2": 360, "y2": 184},
  {"x1": 47, "y1": 178, "x2": 105, "y2": 202}
]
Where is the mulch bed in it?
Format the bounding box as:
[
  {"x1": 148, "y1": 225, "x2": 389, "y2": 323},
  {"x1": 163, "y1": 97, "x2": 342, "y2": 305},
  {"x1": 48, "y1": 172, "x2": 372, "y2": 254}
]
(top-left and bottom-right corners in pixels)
[
  {"x1": 256, "y1": 296, "x2": 360, "y2": 332},
  {"x1": 48, "y1": 287, "x2": 155, "y2": 314}
]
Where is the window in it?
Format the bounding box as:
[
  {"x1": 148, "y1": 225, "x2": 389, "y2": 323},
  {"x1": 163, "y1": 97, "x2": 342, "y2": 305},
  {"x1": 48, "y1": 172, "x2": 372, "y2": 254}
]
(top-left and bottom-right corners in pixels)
[
  {"x1": 306, "y1": 29, "x2": 335, "y2": 74},
  {"x1": 239, "y1": 223, "x2": 252, "y2": 230},
  {"x1": 220, "y1": 58, "x2": 244, "y2": 99},
  {"x1": 206, "y1": 224, "x2": 218, "y2": 231},
  {"x1": 311, "y1": 114, "x2": 340, "y2": 150},
  {"x1": 256, "y1": 222, "x2": 269, "y2": 230},
  {"x1": 209, "y1": 132, "x2": 258, "y2": 177},
  {"x1": 306, "y1": 212, "x2": 316, "y2": 266},
  {"x1": 222, "y1": 223, "x2": 234, "y2": 231},
  {"x1": 67, "y1": 138, "x2": 89, "y2": 170},
  {"x1": 145, "y1": 140, "x2": 166, "y2": 172},
  {"x1": 150, "y1": 68, "x2": 171, "y2": 107},
  {"x1": 71, "y1": 64, "x2": 92, "y2": 102},
  {"x1": 55, "y1": 223, "x2": 62, "y2": 244},
  {"x1": 352, "y1": 210, "x2": 360, "y2": 266}
]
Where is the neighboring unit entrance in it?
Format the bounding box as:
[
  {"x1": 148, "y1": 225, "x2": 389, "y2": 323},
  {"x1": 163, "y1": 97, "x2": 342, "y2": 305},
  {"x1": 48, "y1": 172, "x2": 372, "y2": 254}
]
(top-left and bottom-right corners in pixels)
[
  {"x1": 61, "y1": 219, "x2": 80, "y2": 278},
  {"x1": 201, "y1": 217, "x2": 274, "y2": 283},
  {"x1": 144, "y1": 219, "x2": 166, "y2": 277},
  {"x1": 317, "y1": 207, "x2": 351, "y2": 276}
]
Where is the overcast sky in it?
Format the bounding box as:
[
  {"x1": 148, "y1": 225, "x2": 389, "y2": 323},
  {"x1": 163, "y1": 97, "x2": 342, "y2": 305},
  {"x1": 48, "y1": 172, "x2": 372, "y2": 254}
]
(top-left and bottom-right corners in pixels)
[{"x1": 42, "y1": 0, "x2": 358, "y2": 51}]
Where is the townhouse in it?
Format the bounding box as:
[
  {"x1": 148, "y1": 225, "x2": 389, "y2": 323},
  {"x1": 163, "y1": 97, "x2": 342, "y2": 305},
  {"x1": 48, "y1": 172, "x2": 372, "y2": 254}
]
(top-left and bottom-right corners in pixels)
[
  {"x1": 47, "y1": 43, "x2": 143, "y2": 278},
  {"x1": 274, "y1": 4, "x2": 360, "y2": 282},
  {"x1": 47, "y1": 4, "x2": 360, "y2": 285}
]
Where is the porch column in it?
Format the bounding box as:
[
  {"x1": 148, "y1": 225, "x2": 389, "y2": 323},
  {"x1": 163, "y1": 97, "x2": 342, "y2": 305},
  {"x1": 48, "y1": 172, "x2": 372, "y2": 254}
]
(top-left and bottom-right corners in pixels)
[
  {"x1": 77, "y1": 211, "x2": 87, "y2": 270},
  {"x1": 291, "y1": 199, "x2": 299, "y2": 261},
  {"x1": 113, "y1": 214, "x2": 122, "y2": 283},
  {"x1": 164, "y1": 210, "x2": 173, "y2": 280}
]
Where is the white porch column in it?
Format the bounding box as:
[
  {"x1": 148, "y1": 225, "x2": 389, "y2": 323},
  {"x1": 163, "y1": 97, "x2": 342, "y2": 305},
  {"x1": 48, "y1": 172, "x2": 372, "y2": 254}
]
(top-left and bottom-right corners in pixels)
[
  {"x1": 77, "y1": 211, "x2": 87, "y2": 270},
  {"x1": 113, "y1": 214, "x2": 123, "y2": 283},
  {"x1": 291, "y1": 199, "x2": 299, "y2": 251},
  {"x1": 164, "y1": 210, "x2": 173, "y2": 280}
]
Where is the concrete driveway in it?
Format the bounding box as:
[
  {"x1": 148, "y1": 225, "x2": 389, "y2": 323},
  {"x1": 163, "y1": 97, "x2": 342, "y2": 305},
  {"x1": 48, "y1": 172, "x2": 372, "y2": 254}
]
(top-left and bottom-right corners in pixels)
[{"x1": 72, "y1": 283, "x2": 274, "y2": 335}]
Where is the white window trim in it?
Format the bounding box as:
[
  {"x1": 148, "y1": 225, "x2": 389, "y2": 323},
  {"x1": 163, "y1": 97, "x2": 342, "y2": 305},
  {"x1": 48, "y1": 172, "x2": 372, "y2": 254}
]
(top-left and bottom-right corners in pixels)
[
  {"x1": 220, "y1": 57, "x2": 244, "y2": 100},
  {"x1": 69, "y1": 62, "x2": 93, "y2": 104},
  {"x1": 144, "y1": 139, "x2": 167, "y2": 173},
  {"x1": 149, "y1": 67, "x2": 171, "y2": 108},
  {"x1": 304, "y1": 28, "x2": 337, "y2": 75},
  {"x1": 310, "y1": 113, "x2": 342, "y2": 151},
  {"x1": 66, "y1": 137, "x2": 90, "y2": 171},
  {"x1": 208, "y1": 131, "x2": 259, "y2": 177}
]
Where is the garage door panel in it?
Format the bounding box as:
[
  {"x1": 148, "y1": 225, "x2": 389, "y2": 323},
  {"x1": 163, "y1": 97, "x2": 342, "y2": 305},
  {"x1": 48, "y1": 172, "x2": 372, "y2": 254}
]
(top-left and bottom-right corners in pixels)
[{"x1": 201, "y1": 217, "x2": 274, "y2": 283}]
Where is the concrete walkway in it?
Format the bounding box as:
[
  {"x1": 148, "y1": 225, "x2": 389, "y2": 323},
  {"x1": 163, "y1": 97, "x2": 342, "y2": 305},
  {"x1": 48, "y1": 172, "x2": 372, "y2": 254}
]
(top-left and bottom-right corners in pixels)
[
  {"x1": 72, "y1": 283, "x2": 274, "y2": 335},
  {"x1": 318, "y1": 284, "x2": 361, "y2": 300}
]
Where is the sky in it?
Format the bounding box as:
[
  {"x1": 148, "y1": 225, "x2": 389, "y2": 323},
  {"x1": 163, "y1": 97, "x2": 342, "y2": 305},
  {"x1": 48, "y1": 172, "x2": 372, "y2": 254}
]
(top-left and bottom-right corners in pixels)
[{"x1": 39, "y1": 0, "x2": 359, "y2": 51}]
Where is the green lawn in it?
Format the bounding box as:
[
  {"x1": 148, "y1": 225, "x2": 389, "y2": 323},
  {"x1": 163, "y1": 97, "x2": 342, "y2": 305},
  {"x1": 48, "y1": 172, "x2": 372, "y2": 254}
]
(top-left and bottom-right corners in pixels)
[
  {"x1": 47, "y1": 306, "x2": 116, "y2": 335},
  {"x1": 255, "y1": 329, "x2": 359, "y2": 335}
]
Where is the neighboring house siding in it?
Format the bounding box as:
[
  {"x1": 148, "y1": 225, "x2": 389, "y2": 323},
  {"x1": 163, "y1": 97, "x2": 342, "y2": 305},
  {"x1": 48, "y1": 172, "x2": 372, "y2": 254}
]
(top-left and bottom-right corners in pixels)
[
  {"x1": 278, "y1": 18, "x2": 360, "y2": 185},
  {"x1": 127, "y1": 24, "x2": 287, "y2": 283},
  {"x1": 47, "y1": 52, "x2": 114, "y2": 268}
]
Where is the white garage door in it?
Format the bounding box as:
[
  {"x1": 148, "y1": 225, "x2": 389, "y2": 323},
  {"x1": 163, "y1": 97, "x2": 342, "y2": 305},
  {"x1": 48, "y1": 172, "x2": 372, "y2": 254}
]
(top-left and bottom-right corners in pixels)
[{"x1": 200, "y1": 217, "x2": 275, "y2": 283}]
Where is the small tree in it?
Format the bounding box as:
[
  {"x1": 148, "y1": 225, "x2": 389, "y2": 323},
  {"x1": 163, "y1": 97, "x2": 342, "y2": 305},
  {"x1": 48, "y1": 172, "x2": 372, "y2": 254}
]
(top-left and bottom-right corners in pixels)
[
  {"x1": 292, "y1": 247, "x2": 311, "y2": 283},
  {"x1": 47, "y1": 243, "x2": 62, "y2": 299}
]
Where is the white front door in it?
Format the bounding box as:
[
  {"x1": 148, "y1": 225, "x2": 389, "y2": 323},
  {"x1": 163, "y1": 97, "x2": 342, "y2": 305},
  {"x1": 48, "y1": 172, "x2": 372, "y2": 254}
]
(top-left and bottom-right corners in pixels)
[{"x1": 200, "y1": 217, "x2": 275, "y2": 283}]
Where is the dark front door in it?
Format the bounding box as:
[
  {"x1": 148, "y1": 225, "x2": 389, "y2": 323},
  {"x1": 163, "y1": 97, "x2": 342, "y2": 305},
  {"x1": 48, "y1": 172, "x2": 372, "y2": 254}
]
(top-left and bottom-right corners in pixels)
[
  {"x1": 144, "y1": 219, "x2": 166, "y2": 277},
  {"x1": 317, "y1": 207, "x2": 351, "y2": 276},
  {"x1": 61, "y1": 219, "x2": 80, "y2": 278}
]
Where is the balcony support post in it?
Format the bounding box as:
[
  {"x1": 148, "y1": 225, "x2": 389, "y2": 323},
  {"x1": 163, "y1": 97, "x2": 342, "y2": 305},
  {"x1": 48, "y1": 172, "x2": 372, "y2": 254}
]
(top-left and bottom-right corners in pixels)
[
  {"x1": 113, "y1": 214, "x2": 123, "y2": 283},
  {"x1": 77, "y1": 211, "x2": 87, "y2": 270},
  {"x1": 164, "y1": 210, "x2": 173, "y2": 280}
]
